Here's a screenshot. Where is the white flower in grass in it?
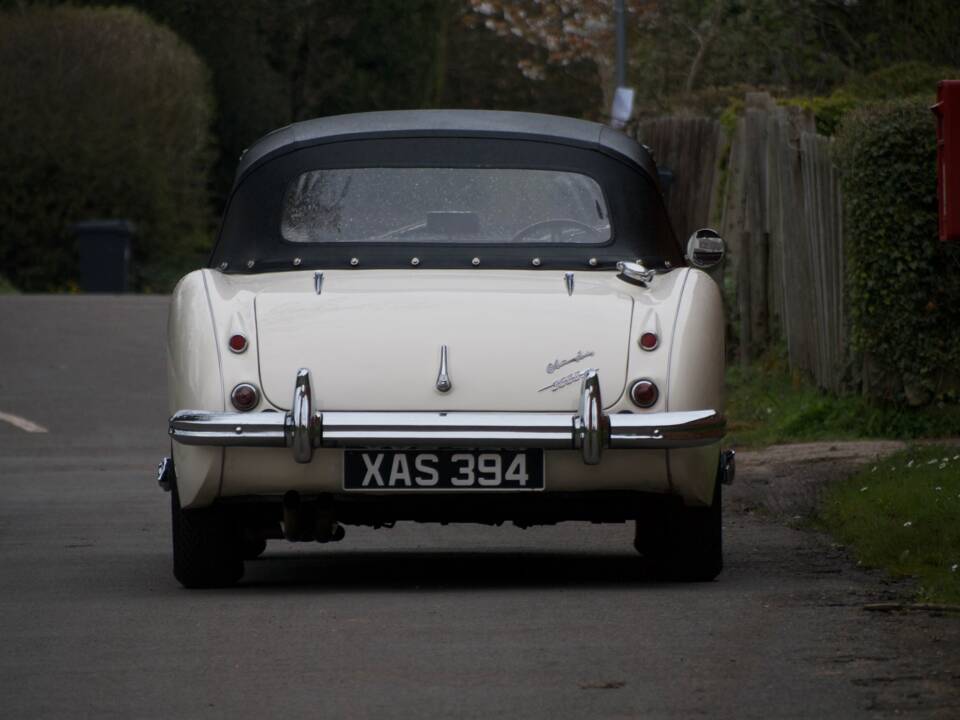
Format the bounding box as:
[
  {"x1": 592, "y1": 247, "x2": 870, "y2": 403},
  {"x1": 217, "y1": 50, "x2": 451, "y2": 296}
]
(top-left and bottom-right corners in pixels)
[
  {"x1": 935, "y1": 486, "x2": 943, "y2": 492},
  {"x1": 952, "y1": 564, "x2": 958, "y2": 573},
  {"x1": 903, "y1": 521, "x2": 913, "y2": 528},
  {"x1": 907, "y1": 460, "x2": 915, "y2": 468},
  {"x1": 939, "y1": 463, "x2": 947, "y2": 470},
  {"x1": 860, "y1": 486, "x2": 869, "y2": 493},
  {"x1": 871, "y1": 466, "x2": 878, "y2": 472},
  {"x1": 942, "y1": 457, "x2": 950, "y2": 463},
  {"x1": 927, "y1": 459, "x2": 938, "y2": 465},
  {"x1": 953, "y1": 454, "x2": 959, "y2": 461}
]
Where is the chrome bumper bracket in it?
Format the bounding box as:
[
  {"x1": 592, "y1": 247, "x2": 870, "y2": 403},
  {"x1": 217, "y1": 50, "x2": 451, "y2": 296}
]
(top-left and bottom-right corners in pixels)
[
  {"x1": 157, "y1": 456, "x2": 174, "y2": 492},
  {"x1": 288, "y1": 368, "x2": 316, "y2": 463},
  {"x1": 573, "y1": 369, "x2": 604, "y2": 465},
  {"x1": 721, "y1": 448, "x2": 736, "y2": 485}
]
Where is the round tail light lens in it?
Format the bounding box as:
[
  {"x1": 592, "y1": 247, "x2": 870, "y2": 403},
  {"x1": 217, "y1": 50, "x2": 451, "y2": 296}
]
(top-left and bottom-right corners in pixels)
[
  {"x1": 228, "y1": 334, "x2": 248, "y2": 353},
  {"x1": 231, "y1": 383, "x2": 259, "y2": 411},
  {"x1": 629, "y1": 379, "x2": 659, "y2": 408},
  {"x1": 639, "y1": 332, "x2": 659, "y2": 351}
]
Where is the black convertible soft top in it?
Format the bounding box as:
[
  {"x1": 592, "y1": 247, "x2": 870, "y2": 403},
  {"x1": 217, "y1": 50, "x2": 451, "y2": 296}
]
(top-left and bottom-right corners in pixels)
[
  {"x1": 211, "y1": 110, "x2": 682, "y2": 273},
  {"x1": 234, "y1": 110, "x2": 658, "y2": 186}
]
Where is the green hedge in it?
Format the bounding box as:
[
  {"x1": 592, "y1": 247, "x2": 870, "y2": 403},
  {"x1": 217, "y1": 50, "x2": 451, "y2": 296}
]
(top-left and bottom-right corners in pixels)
[
  {"x1": 0, "y1": 5, "x2": 215, "y2": 291},
  {"x1": 784, "y1": 62, "x2": 958, "y2": 136},
  {"x1": 836, "y1": 98, "x2": 960, "y2": 404}
]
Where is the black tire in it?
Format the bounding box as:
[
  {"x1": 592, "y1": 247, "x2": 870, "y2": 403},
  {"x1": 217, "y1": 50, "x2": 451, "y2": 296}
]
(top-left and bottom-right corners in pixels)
[
  {"x1": 171, "y1": 481, "x2": 244, "y2": 588},
  {"x1": 635, "y1": 465, "x2": 723, "y2": 582}
]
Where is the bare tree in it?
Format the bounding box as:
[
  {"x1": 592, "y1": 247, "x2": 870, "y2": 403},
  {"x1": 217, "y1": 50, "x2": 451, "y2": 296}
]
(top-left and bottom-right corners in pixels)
[{"x1": 467, "y1": 0, "x2": 656, "y2": 114}]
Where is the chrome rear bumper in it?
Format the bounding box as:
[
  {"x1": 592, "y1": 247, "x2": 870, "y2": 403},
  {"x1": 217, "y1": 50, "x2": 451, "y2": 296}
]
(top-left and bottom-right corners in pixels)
[{"x1": 169, "y1": 369, "x2": 725, "y2": 466}]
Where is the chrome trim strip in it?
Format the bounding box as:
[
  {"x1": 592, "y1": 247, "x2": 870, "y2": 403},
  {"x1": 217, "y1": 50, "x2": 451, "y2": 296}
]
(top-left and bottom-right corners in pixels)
[{"x1": 168, "y1": 370, "x2": 726, "y2": 461}]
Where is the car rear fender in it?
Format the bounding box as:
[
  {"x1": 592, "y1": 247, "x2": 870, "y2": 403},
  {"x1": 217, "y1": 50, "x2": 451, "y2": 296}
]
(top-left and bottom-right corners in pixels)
[
  {"x1": 167, "y1": 270, "x2": 227, "y2": 508},
  {"x1": 665, "y1": 269, "x2": 725, "y2": 506}
]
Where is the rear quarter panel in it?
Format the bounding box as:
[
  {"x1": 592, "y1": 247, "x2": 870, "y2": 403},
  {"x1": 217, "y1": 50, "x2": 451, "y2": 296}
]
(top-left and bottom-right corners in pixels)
[
  {"x1": 167, "y1": 270, "x2": 224, "y2": 508},
  {"x1": 666, "y1": 269, "x2": 725, "y2": 505}
]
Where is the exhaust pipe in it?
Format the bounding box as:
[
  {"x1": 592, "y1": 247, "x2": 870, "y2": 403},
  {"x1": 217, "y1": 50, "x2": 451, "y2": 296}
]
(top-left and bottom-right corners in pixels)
[
  {"x1": 318, "y1": 522, "x2": 345, "y2": 543},
  {"x1": 282, "y1": 491, "x2": 301, "y2": 541},
  {"x1": 315, "y1": 494, "x2": 345, "y2": 543},
  {"x1": 283, "y1": 492, "x2": 345, "y2": 542}
]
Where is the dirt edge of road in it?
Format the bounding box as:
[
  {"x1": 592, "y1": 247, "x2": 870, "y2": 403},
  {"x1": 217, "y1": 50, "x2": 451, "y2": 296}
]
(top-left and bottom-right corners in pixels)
[
  {"x1": 730, "y1": 440, "x2": 960, "y2": 717},
  {"x1": 730, "y1": 440, "x2": 908, "y2": 520}
]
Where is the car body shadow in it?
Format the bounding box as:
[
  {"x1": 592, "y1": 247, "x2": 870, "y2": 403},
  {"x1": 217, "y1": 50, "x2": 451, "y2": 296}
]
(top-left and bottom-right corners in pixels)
[{"x1": 238, "y1": 549, "x2": 677, "y2": 591}]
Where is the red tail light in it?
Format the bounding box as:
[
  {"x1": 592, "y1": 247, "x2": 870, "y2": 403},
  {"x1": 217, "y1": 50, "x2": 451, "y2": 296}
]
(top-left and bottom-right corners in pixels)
[
  {"x1": 629, "y1": 379, "x2": 659, "y2": 408},
  {"x1": 231, "y1": 383, "x2": 259, "y2": 411},
  {"x1": 228, "y1": 334, "x2": 248, "y2": 353},
  {"x1": 639, "y1": 332, "x2": 658, "y2": 351}
]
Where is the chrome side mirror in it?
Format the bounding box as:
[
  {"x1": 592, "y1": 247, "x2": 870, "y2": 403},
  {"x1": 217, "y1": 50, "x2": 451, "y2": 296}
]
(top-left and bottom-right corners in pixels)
[{"x1": 686, "y1": 228, "x2": 725, "y2": 269}]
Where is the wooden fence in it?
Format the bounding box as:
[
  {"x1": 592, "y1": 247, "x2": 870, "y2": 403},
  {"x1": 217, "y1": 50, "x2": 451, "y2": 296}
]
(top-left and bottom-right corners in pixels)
[
  {"x1": 634, "y1": 116, "x2": 724, "y2": 244},
  {"x1": 635, "y1": 93, "x2": 847, "y2": 391}
]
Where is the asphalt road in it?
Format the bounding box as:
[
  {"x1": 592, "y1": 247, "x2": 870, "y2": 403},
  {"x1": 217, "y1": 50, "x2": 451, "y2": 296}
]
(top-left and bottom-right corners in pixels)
[{"x1": 1, "y1": 295, "x2": 957, "y2": 719}]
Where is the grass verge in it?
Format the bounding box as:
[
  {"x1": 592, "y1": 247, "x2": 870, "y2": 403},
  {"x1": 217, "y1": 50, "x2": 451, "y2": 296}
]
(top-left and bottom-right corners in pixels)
[
  {"x1": 726, "y1": 356, "x2": 960, "y2": 448},
  {"x1": 817, "y1": 445, "x2": 960, "y2": 604},
  {"x1": 0, "y1": 275, "x2": 18, "y2": 293}
]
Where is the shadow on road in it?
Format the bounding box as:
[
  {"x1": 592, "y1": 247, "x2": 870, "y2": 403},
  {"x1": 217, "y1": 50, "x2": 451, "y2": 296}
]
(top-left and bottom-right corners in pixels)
[{"x1": 238, "y1": 549, "x2": 683, "y2": 591}]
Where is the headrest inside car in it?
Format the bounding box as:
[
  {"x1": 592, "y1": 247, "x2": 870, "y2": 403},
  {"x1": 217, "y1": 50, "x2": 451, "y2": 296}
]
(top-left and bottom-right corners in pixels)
[{"x1": 426, "y1": 211, "x2": 480, "y2": 235}]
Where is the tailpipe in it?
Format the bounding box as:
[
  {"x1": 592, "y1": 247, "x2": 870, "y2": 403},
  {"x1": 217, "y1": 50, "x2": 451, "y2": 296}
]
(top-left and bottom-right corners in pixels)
[
  {"x1": 282, "y1": 491, "x2": 346, "y2": 543},
  {"x1": 282, "y1": 491, "x2": 302, "y2": 541}
]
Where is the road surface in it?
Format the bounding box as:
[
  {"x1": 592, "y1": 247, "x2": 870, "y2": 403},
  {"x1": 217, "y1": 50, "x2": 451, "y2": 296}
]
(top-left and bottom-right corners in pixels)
[{"x1": 1, "y1": 295, "x2": 957, "y2": 718}]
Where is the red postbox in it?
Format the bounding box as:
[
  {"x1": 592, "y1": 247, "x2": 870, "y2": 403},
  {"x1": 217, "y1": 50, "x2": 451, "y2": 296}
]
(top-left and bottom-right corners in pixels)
[{"x1": 932, "y1": 80, "x2": 960, "y2": 242}]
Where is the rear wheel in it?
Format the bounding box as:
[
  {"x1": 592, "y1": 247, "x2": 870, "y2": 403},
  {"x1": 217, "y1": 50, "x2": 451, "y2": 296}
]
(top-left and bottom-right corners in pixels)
[
  {"x1": 635, "y1": 465, "x2": 723, "y2": 582},
  {"x1": 171, "y1": 481, "x2": 244, "y2": 588}
]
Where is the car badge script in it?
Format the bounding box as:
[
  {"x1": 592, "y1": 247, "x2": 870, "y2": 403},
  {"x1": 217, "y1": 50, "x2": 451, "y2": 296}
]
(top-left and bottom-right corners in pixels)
[
  {"x1": 539, "y1": 367, "x2": 597, "y2": 393},
  {"x1": 546, "y1": 350, "x2": 595, "y2": 374}
]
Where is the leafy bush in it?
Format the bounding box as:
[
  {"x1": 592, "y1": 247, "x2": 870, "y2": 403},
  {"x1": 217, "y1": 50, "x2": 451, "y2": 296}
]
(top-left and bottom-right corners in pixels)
[
  {"x1": 835, "y1": 98, "x2": 960, "y2": 404},
  {"x1": 844, "y1": 61, "x2": 958, "y2": 102},
  {"x1": 0, "y1": 5, "x2": 215, "y2": 291},
  {"x1": 780, "y1": 90, "x2": 857, "y2": 136},
  {"x1": 783, "y1": 61, "x2": 957, "y2": 136}
]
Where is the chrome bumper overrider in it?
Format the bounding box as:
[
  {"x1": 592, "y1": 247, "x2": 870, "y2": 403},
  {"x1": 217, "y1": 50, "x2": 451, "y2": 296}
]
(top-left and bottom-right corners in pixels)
[{"x1": 168, "y1": 369, "x2": 725, "y2": 466}]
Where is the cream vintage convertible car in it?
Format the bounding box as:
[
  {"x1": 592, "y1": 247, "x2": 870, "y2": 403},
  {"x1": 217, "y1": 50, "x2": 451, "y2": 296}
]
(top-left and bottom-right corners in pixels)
[{"x1": 158, "y1": 110, "x2": 733, "y2": 587}]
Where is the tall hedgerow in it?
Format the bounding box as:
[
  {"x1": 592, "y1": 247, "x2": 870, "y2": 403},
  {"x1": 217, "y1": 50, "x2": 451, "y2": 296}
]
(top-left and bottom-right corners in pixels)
[
  {"x1": 836, "y1": 97, "x2": 960, "y2": 404},
  {"x1": 783, "y1": 62, "x2": 960, "y2": 136},
  {"x1": 0, "y1": 5, "x2": 215, "y2": 291}
]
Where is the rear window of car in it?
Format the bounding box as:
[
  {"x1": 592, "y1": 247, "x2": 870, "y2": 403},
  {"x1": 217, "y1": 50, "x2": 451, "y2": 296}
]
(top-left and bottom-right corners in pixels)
[{"x1": 280, "y1": 167, "x2": 611, "y2": 244}]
